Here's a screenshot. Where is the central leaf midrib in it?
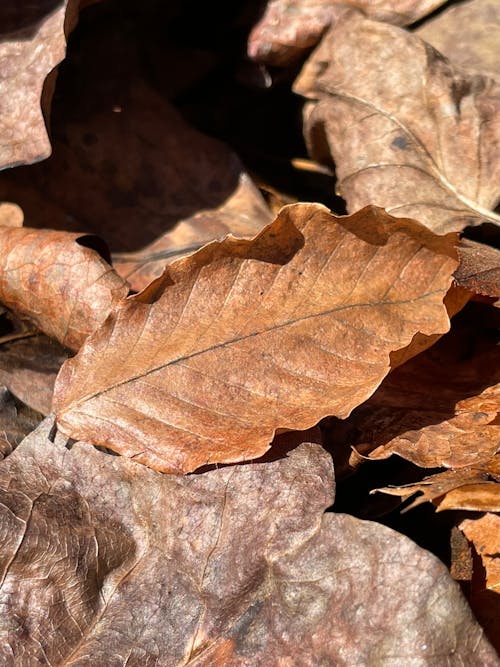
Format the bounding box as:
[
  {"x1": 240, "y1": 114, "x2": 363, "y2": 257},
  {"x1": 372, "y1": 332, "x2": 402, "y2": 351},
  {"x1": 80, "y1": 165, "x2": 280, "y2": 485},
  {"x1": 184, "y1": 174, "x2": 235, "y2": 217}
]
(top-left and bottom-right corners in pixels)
[{"x1": 63, "y1": 289, "x2": 445, "y2": 411}]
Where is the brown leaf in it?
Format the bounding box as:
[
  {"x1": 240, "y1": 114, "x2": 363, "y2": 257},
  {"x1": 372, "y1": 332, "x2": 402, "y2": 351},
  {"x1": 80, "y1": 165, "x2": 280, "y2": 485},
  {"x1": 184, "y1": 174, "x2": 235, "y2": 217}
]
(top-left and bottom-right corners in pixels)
[
  {"x1": 0, "y1": 386, "x2": 43, "y2": 459},
  {"x1": 460, "y1": 513, "x2": 500, "y2": 592},
  {"x1": 248, "y1": 0, "x2": 446, "y2": 66},
  {"x1": 0, "y1": 0, "x2": 80, "y2": 168},
  {"x1": 338, "y1": 307, "x2": 500, "y2": 469},
  {"x1": 0, "y1": 418, "x2": 498, "y2": 665},
  {"x1": 375, "y1": 455, "x2": 500, "y2": 511},
  {"x1": 0, "y1": 81, "x2": 271, "y2": 256},
  {"x1": 0, "y1": 224, "x2": 129, "y2": 350},
  {"x1": 295, "y1": 11, "x2": 500, "y2": 233},
  {"x1": 53, "y1": 203, "x2": 458, "y2": 473},
  {"x1": 113, "y1": 172, "x2": 273, "y2": 292},
  {"x1": 417, "y1": 0, "x2": 500, "y2": 80},
  {"x1": 0, "y1": 334, "x2": 68, "y2": 415},
  {"x1": 455, "y1": 239, "x2": 500, "y2": 304}
]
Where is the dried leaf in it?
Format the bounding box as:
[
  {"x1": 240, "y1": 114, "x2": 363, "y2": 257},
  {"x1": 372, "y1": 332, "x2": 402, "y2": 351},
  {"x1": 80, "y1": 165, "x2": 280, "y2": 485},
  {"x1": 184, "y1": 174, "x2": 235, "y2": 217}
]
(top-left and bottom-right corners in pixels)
[
  {"x1": 0, "y1": 334, "x2": 68, "y2": 415},
  {"x1": 460, "y1": 513, "x2": 500, "y2": 592},
  {"x1": 0, "y1": 225, "x2": 129, "y2": 350},
  {"x1": 339, "y1": 309, "x2": 500, "y2": 469},
  {"x1": 0, "y1": 386, "x2": 42, "y2": 459},
  {"x1": 113, "y1": 172, "x2": 273, "y2": 292},
  {"x1": 455, "y1": 239, "x2": 500, "y2": 304},
  {"x1": 375, "y1": 455, "x2": 500, "y2": 511},
  {"x1": 417, "y1": 0, "x2": 500, "y2": 80},
  {"x1": 53, "y1": 204, "x2": 458, "y2": 472},
  {"x1": 295, "y1": 11, "x2": 500, "y2": 233},
  {"x1": 0, "y1": 0, "x2": 80, "y2": 169},
  {"x1": 248, "y1": 0, "x2": 446, "y2": 65},
  {"x1": 0, "y1": 418, "x2": 497, "y2": 665},
  {"x1": 0, "y1": 82, "x2": 271, "y2": 255}
]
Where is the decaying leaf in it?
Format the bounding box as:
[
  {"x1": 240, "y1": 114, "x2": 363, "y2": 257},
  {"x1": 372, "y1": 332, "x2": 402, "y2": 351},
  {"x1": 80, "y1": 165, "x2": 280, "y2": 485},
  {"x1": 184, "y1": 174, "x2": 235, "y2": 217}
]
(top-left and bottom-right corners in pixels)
[
  {"x1": 0, "y1": 0, "x2": 80, "y2": 169},
  {"x1": 0, "y1": 386, "x2": 43, "y2": 459},
  {"x1": 53, "y1": 203, "x2": 458, "y2": 473},
  {"x1": 335, "y1": 306, "x2": 500, "y2": 469},
  {"x1": 460, "y1": 513, "x2": 500, "y2": 592},
  {"x1": 0, "y1": 418, "x2": 498, "y2": 665},
  {"x1": 248, "y1": 0, "x2": 446, "y2": 65},
  {"x1": 417, "y1": 0, "x2": 500, "y2": 80},
  {"x1": 0, "y1": 82, "x2": 272, "y2": 255},
  {"x1": 295, "y1": 10, "x2": 500, "y2": 233},
  {"x1": 0, "y1": 224, "x2": 129, "y2": 350},
  {"x1": 455, "y1": 239, "x2": 500, "y2": 305},
  {"x1": 375, "y1": 455, "x2": 500, "y2": 511}
]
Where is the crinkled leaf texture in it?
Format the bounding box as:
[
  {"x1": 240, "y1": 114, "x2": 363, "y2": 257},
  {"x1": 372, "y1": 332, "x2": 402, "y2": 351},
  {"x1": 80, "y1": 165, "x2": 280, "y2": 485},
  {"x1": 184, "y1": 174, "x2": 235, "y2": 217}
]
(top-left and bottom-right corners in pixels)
[
  {"x1": 53, "y1": 204, "x2": 458, "y2": 472},
  {"x1": 296, "y1": 11, "x2": 500, "y2": 233},
  {"x1": 0, "y1": 418, "x2": 498, "y2": 666},
  {"x1": 0, "y1": 225, "x2": 129, "y2": 350}
]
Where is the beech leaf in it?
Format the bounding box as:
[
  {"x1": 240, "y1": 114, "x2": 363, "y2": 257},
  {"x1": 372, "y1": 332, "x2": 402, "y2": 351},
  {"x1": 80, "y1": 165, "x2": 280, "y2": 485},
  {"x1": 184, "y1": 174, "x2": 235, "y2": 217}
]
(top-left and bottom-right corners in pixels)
[
  {"x1": 0, "y1": 418, "x2": 498, "y2": 665},
  {"x1": 295, "y1": 11, "x2": 500, "y2": 233},
  {"x1": 0, "y1": 0, "x2": 80, "y2": 169},
  {"x1": 53, "y1": 203, "x2": 458, "y2": 472},
  {"x1": 0, "y1": 225, "x2": 129, "y2": 350}
]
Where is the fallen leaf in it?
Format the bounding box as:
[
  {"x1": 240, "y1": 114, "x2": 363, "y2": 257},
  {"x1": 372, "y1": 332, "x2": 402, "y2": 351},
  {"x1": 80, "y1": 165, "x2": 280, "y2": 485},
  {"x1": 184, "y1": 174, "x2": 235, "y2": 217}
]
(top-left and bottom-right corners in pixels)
[
  {"x1": 335, "y1": 305, "x2": 500, "y2": 469},
  {"x1": 0, "y1": 0, "x2": 80, "y2": 169},
  {"x1": 0, "y1": 79, "x2": 271, "y2": 255},
  {"x1": 0, "y1": 418, "x2": 497, "y2": 665},
  {"x1": 0, "y1": 386, "x2": 43, "y2": 459},
  {"x1": 374, "y1": 455, "x2": 500, "y2": 511},
  {"x1": 53, "y1": 203, "x2": 458, "y2": 472},
  {"x1": 455, "y1": 239, "x2": 500, "y2": 305},
  {"x1": 417, "y1": 0, "x2": 500, "y2": 80},
  {"x1": 0, "y1": 334, "x2": 68, "y2": 415},
  {"x1": 248, "y1": 0, "x2": 446, "y2": 65},
  {"x1": 0, "y1": 224, "x2": 129, "y2": 350},
  {"x1": 460, "y1": 514, "x2": 500, "y2": 601},
  {"x1": 295, "y1": 10, "x2": 500, "y2": 233}
]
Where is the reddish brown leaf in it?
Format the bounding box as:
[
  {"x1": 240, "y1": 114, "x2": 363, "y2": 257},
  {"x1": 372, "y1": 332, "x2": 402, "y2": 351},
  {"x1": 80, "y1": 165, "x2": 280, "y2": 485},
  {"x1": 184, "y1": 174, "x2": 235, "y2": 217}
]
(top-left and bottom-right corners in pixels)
[
  {"x1": 417, "y1": 0, "x2": 500, "y2": 79},
  {"x1": 0, "y1": 224, "x2": 129, "y2": 350},
  {"x1": 248, "y1": 0, "x2": 446, "y2": 65},
  {"x1": 460, "y1": 514, "x2": 500, "y2": 592},
  {"x1": 375, "y1": 455, "x2": 500, "y2": 511},
  {"x1": 335, "y1": 308, "x2": 500, "y2": 470},
  {"x1": 0, "y1": 418, "x2": 497, "y2": 665},
  {"x1": 53, "y1": 204, "x2": 458, "y2": 473},
  {"x1": 0, "y1": 0, "x2": 80, "y2": 168},
  {"x1": 295, "y1": 10, "x2": 500, "y2": 233}
]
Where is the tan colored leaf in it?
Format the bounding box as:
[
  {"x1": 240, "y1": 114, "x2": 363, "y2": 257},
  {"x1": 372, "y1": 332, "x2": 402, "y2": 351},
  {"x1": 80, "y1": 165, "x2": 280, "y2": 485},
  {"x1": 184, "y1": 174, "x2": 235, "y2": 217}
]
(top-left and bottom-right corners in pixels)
[
  {"x1": 295, "y1": 11, "x2": 500, "y2": 233},
  {"x1": 0, "y1": 225, "x2": 129, "y2": 350},
  {"x1": 53, "y1": 203, "x2": 458, "y2": 473},
  {"x1": 0, "y1": 418, "x2": 498, "y2": 666},
  {"x1": 417, "y1": 0, "x2": 500, "y2": 80},
  {"x1": 248, "y1": 0, "x2": 446, "y2": 65},
  {"x1": 460, "y1": 513, "x2": 500, "y2": 592},
  {"x1": 455, "y1": 239, "x2": 500, "y2": 305},
  {"x1": 0, "y1": 0, "x2": 80, "y2": 169},
  {"x1": 0, "y1": 81, "x2": 271, "y2": 257},
  {"x1": 375, "y1": 455, "x2": 500, "y2": 511},
  {"x1": 338, "y1": 307, "x2": 500, "y2": 469}
]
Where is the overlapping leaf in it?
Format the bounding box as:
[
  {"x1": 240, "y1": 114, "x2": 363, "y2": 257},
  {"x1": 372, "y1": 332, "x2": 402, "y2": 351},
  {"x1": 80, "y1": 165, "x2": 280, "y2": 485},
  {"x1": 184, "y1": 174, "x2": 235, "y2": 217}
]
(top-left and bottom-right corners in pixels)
[
  {"x1": 53, "y1": 204, "x2": 458, "y2": 472},
  {"x1": 0, "y1": 0, "x2": 80, "y2": 168},
  {"x1": 295, "y1": 10, "x2": 500, "y2": 233},
  {"x1": 0, "y1": 223, "x2": 129, "y2": 350},
  {"x1": 248, "y1": 0, "x2": 446, "y2": 65},
  {"x1": 0, "y1": 418, "x2": 497, "y2": 666}
]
